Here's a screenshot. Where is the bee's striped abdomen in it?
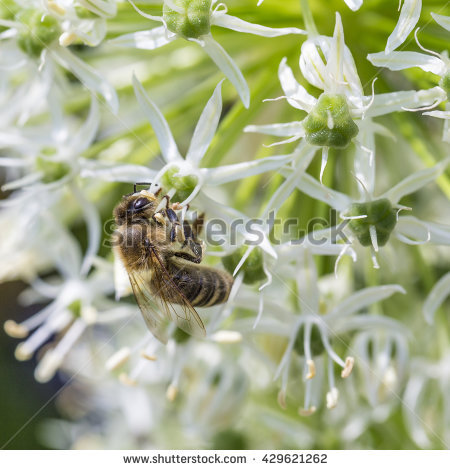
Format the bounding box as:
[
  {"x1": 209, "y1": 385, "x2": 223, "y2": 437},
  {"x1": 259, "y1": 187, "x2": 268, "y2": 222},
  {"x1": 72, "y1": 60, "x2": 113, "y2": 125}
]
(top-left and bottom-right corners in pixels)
[{"x1": 168, "y1": 262, "x2": 233, "y2": 308}]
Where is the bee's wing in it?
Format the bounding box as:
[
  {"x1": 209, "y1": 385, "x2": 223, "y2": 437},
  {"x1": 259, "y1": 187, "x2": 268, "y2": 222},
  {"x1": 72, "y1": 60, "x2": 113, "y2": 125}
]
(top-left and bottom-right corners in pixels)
[
  {"x1": 128, "y1": 269, "x2": 170, "y2": 344},
  {"x1": 149, "y1": 247, "x2": 206, "y2": 340}
]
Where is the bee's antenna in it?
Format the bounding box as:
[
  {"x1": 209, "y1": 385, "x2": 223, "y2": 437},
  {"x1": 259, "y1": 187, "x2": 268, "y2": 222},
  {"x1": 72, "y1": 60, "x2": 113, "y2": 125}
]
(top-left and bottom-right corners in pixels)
[{"x1": 133, "y1": 182, "x2": 154, "y2": 193}]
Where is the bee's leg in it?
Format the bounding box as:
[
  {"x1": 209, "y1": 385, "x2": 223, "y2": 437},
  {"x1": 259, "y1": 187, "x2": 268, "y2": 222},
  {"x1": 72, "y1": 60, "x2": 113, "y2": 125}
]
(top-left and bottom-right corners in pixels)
[
  {"x1": 192, "y1": 212, "x2": 205, "y2": 238},
  {"x1": 174, "y1": 220, "x2": 203, "y2": 263}
]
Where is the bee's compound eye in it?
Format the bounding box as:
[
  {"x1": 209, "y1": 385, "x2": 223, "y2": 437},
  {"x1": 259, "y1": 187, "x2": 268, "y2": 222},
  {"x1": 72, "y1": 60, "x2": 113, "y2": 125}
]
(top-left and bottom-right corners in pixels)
[{"x1": 133, "y1": 197, "x2": 149, "y2": 210}]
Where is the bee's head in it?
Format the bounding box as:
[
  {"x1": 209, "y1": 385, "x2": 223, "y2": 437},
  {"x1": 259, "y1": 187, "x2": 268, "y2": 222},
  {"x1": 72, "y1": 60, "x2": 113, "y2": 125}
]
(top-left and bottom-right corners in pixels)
[{"x1": 114, "y1": 190, "x2": 158, "y2": 225}]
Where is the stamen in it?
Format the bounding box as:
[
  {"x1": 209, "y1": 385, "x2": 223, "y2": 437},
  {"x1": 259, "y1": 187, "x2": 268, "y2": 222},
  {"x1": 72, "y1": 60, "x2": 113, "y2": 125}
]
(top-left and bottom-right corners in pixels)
[
  {"x1": 4, "y1": 320, "x2": 29, "y2": 338},
  {"x1": 306, "y1": 359, "x2": 316, "y2": 380},
  {"x1": 277, "y1": 389, "x2": 287, "y2": 409},
  {"x1": 106, "y1": 347, "x2": 131, "y2": 371},
  {"x1": 34, "y1": 350, "x2": 62, "y2": 383},
  {"x1": 253, "y1": 292, "x2": 264, "y2": 329},
  {"x1": 341, "y1": 356, "x2": 355, "y2": 378},
  {"x1": 369, "y1": 225, "x2": 379, "y2": 252},
  {"x1": 119, "y1": 372, "x2": 137, "y2": 386},
  {"x1": 401, "y1": 99, "x2": 442, "y2": 112},
  {"x1": 319, "y1": 147, "x2": 329, "y2": 184},
  {"x1": 371, "y1": 248, "x2": 380, "y2": 269},
  {"x1": 326, "y1": 387, "x2": 339, "y2": 409},
  {"x1": 298, "y1": 406, "x2": 316, "y2": 417},
  {"x1": 15, "y1": 342, "x2": 33, "y2": 361},
  {"x1": 140, "y1": 351, "x2": 157, "y2": 361},
  {"x1": 414, "y1": 28, "x2": 445, "y2": 61},
  {"x1": 166, "y1": 384, "x2": 178, "y2": 401}
]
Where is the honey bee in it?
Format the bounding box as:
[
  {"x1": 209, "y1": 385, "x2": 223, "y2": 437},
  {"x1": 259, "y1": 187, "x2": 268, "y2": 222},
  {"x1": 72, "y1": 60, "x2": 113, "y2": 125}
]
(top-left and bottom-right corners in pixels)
[{"x1": 113, "y1": 184, "x2": 234, "y2": 344}]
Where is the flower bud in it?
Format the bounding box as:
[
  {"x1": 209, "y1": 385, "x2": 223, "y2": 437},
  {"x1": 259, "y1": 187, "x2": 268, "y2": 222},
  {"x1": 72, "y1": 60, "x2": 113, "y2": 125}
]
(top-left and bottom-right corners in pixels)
[
  {"x1": 17, "y1": 10, "x2": 61, "y2": 57},
  {"x1": 303, "y1": 93, "x2": 358, "y2": 148},
  {"x1": 347, "y1": 198, "x2": 397, "y2": 247},
  {"x1": 163, "y1": 0, "x2": 212, "y2": 39},
  {"x1": 161, "y1": 166, "x2": 198, "y2": 202},
  {"x1": 222, "y1": 246, "x2": 266, "y2": 285}
]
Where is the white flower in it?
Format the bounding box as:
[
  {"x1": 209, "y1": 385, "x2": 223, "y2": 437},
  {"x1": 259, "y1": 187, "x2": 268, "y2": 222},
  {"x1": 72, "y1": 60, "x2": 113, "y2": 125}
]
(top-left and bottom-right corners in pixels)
[
  {"x1": 110, "y1": 0, "x2": 305, "y2": 107},
  {"x1": 368, "y1": 15, "x2": 450, "y2": 142},
  {"x1": 2, "y1": 221, "x2": 129, "y2": 383},
  {"x1": 0, "y1": 2, "x2": 118, "y2": 112},
  {"x1": 234, "y1": 249, "x2": 405, "y2": 414},
  {"x1": 131, "y1": 76, "x2": 295, "y2": 205},
  {"x1": 282, "y1": 158, "x2": 450, "y2": 268},
  {"x1": 245, "y1": 13, "x2": 446, "y2": 184}
]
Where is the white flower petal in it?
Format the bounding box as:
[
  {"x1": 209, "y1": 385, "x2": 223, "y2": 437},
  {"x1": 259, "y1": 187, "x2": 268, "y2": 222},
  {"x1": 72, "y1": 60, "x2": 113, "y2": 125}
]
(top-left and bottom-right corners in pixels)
[
  {"x1": 109, "y1": 27, "x2": 174, "y2": 50},
  {"x1": 326, "y1": 13, "x2": 345, "y2": 88},
  {"x1": 423, "y1": 110, "x2": 450, "y2": 119},
  {"x1": 431, "y1": 12, "x2": 450, "y2": 32},
  {"x1": 204, "y1": 154, "x2": 292, "y2": 185},
  {"x1": 281, "y1": 169, "x2": 351, "y2": 212},
  {"x1": 51, "y1": 47, "x2": 119, "y2": 114},
  {"x1": 70, "y1": 97, "x2": 99, "y2": 153},
  {"x1": 328, "y1": 285, "x2": 406, "y2": 319},
  {"x1": 396, "y1": 216, "x2": 450, "y2": 245},
  {"x1": 278, "y1": 57, "x2": 317, "y2": 112},
  {"x1": 212, "y1": 13, "x2": 306, "y2": 37},
  {"x1": 201, "y1": 35, "x2": 249, "y2": 108},
  {"x1": 186, "y1": 80, "x2": 223, "y2": 165},
  {"x1": 365, "y1": 87, "x2": 446, "y2": 117},
  {"x1": 245, "y1": 122, "x2": 304, "y2": 137},
  {"x1": 80, "y1": 160, "x2": 156, "y2": 183},
  {"x1": 132, "y1": 74, "x2": 182, "y2": 163},
  {"x1": 423, "y1": 273, "x2": 450, "y2": 325},
  {"x1": 386, "y1": 0, "x2": 422, "y2": 54},
  {"x1": 382, "y1": 159, "x2": 450, "y2": 204},
  {"x1": 368, "y1": 51, "x2": 446, "y2": 76},
  {"x1": 344, "y1": 0, "x2": 363, "y2": 11}
]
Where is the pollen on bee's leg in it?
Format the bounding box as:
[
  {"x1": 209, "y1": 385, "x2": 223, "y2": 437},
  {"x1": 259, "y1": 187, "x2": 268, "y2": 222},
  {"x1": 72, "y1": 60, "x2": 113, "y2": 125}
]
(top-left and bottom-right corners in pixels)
[
  {"x1": 119, "y1": 372, "x2": 137, "y2": 386},
  {"x1": 105, "y1": 347, "x2": 131, "y2": 371},
  {"x1": 277, "y1": 389, "x2": 287, "y2": 410},
  {"x1": 298, "y1": 406, "x2": 316, "y2": 417},
  {"x1": 140, "y1": 351, "x2": 157, "y2": 361},
  {"x1": 341, "y1": 356, "x2": 354, "y2": 378},
  {"x1": 172, "y1": 202, "x2": 184, "y2": 211},
  {"x1": 139, "y1": 190, "x2": 157, "y2": 201},
  {"x1": 166, "y1": 384, "x2": 178, "y2": 402},
  {"x1": 4, "y1": 320, "x2": 29, "y2": 338},
  {"x1": 306, "y1": 359, "x2": 316, "y2": 380},
  {"x1": 326, "y1": 387, "x2": 339, "y2": 409}
]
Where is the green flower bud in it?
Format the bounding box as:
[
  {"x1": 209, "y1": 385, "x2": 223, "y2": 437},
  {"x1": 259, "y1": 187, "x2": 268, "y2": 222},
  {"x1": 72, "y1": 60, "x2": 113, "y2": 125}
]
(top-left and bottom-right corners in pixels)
[
  {"x1": 17, "y1": 10, "x2": 61, "y2": 58},
  {"x1": 439, "y1": 73, "x2": 450, "y2": 101},
  {"x1": 36, "y1": 154, "x2": 71, "y2": 184},
  {"x1": 211, "y1": 429, "x2": 248, "y2": 450},
  {"x1": 222, "y1": 246, "x2": 266, "y2": 285},
  {"x1": 163, "y1": 0, "x2": 211, "y2": 39},
  {"x1": 0, "y1": 0, "x2": 19, "y2": 21},
  {"x1": 173, "y1": 327, "x2": 191, "y2": 344},
  {"x1": 303, "y1": 93, "x2": 358, "y2": 148},
  {"x1": 347, "y1": 198, "x2": 397, "y2": 247},
  {"x1": 161, "y1": 166, "x2": 198, "y2": 202},
  {"x1": 293, "y1": 324, "x2": 325, "y2": 357}
]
